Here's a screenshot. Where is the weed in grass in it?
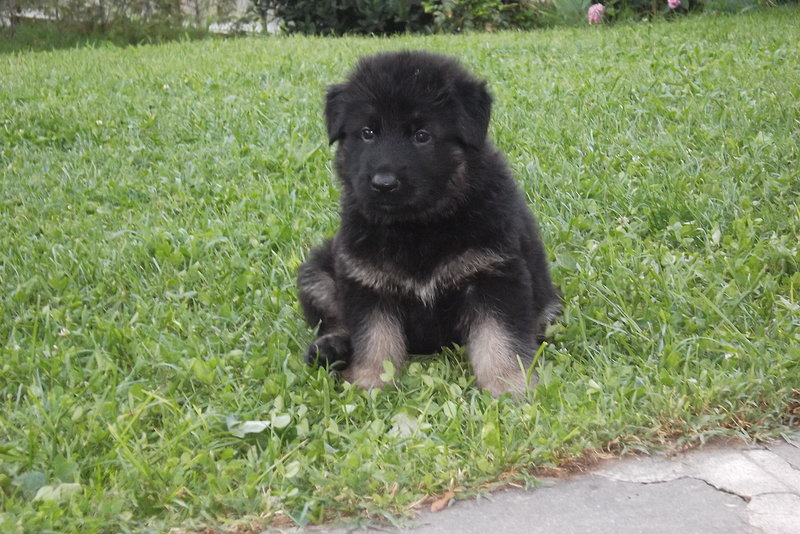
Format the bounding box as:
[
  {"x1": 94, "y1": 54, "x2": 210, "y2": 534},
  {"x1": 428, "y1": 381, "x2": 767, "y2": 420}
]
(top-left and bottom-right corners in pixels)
[{"x1": 1, "y1": 7, "x2": 799, "y2": 532}]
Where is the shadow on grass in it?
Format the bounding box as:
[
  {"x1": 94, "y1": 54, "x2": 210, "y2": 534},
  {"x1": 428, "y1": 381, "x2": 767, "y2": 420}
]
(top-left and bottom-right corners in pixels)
[{"x1": 0, "y1": 20, "x2": 220, "y2": 54}]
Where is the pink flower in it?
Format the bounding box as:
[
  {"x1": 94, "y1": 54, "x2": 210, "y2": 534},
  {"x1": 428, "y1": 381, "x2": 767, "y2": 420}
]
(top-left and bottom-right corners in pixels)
[
  {"x1": 588, "y1": 3, "x2": 605, "y2": 25},
  {"x1": 668, "y1": 0, "x2": 681, "y2": 7}
]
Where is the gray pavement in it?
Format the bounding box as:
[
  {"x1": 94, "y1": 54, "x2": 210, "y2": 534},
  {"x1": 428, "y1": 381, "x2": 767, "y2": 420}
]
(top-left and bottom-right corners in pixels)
[{"x1": 297, "y1": 432, "x2": 800, "y2": 534}]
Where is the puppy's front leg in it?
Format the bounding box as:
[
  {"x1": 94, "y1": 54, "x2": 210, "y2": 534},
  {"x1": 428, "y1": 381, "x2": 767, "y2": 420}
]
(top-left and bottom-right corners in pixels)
[
  {"x1": 461, "y1": 271, "x2": 539, "y2": 397},
  {"x1": 342, "y1": 307, "x2": 407, "y2": 390},
  {"x1": 467, "y1": 313, "x2": 533, "y2": 396}
]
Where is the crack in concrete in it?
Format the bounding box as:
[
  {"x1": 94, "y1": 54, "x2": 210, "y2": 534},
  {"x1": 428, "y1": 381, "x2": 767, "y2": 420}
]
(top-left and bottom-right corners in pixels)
[
  {"x1": 766, "y1": 447, "x2": 800, "y2": 474},
  {"x1": 614, "y1": 474, "x2": 769, "y2": 532},
  {"x1": 616, "y1": 473, "x2": 800, "y2": 502},
  {"x1": 619, "y1": 474, "x2": 800, "y2": 534},
  {"x1": 689, "y1": 476, "x2": 752, "y2": 503},
  {"x1": 616, "y1": 474, "x2": 753, "y2": 503}
]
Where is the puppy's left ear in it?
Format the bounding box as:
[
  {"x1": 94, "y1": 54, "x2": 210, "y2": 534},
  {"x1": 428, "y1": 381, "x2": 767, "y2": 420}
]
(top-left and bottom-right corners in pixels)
[
  {"x1": 325, "y1": 83, "x2": 347, "y2": 145},
  {"x1": 454, "y1": 80, "x2": 492, "y2": 149}
]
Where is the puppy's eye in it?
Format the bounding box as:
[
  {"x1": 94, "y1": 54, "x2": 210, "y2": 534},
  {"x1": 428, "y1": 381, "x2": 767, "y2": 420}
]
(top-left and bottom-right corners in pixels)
[
  {"x1": 413, "y1": 129, "x2": 431, "y2": 144},
  {"x1": 361, "y1": 127, "x2": 375, "y2": 142}
]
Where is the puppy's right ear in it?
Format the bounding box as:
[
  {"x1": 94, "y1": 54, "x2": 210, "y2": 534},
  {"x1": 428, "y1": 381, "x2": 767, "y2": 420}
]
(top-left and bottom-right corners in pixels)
[{"x1": 325, "y1": 84, "x2": 347, "y2": 145}]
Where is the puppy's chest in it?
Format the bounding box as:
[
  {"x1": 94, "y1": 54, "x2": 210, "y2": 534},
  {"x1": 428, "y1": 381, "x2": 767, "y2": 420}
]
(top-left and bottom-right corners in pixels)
[{"x1": 337, "y1": 244, "x2": 508, "y2": 306}]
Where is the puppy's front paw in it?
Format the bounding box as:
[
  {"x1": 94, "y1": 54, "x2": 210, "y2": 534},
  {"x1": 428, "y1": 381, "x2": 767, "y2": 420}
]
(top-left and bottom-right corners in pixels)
[
  {"x1": 304, "y1": 334, "x2": 352, "y2": 370},
  {"x1": 478, "y1": 369, "x2": 537, "y2": 398},
  {"x1": 342, "y1": 364, "x2": 389, "y2": 390}
]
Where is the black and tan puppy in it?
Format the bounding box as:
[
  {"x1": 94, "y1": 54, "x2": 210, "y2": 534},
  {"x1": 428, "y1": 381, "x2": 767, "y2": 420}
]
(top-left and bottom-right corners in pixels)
[{"x1": 298, "y1": 51, "x2": 560, "y2": 396}]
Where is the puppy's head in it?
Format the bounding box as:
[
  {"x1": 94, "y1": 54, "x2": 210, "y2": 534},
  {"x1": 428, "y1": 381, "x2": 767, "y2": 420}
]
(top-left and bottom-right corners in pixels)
[{"x1": 325, "y1": 51, "x2": 492, "y2": 224}]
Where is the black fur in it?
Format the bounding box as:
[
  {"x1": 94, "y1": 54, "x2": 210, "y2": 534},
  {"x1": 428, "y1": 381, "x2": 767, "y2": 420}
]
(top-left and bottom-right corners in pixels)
[{"x1": 298, "y1": 51, "x2": 560, "y2": 396}]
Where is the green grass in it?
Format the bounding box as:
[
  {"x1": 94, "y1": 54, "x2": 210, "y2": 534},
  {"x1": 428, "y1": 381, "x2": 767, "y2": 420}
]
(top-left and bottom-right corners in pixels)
[{"x1": 1, "y1": 7, "x2": 799, "y2": 532}]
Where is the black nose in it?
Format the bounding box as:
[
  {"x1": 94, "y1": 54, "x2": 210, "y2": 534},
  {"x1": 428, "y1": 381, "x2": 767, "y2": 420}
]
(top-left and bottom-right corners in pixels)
[{"x1": 370, "y1": 172, "x2": 399, "y2": 193}]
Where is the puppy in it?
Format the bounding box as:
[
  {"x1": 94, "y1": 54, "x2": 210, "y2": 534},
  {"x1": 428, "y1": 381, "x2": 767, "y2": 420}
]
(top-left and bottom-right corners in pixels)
[{"x1": 298, "y1": 51, "x2": 560, "y2": 396}]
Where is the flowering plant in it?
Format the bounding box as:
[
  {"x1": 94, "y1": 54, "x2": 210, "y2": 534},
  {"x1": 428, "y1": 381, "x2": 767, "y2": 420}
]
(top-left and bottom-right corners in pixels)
[{"x1": 588, "y1": 3, "x2": 605, "y2": 24}]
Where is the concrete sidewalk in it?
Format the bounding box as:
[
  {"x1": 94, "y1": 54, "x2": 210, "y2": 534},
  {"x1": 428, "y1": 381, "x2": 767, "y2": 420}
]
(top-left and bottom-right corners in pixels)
[{"x1": 305, "y1": 433, "x2": 800, "y2": 534}]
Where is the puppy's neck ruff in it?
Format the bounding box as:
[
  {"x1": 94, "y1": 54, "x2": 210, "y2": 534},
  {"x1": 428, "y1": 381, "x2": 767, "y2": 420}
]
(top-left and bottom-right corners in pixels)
[{"x1": 336, "y1": 246, "x2": 509, "y2": 306}]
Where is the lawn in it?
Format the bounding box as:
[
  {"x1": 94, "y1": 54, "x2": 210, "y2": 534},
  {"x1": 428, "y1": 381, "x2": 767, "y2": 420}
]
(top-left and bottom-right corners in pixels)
[{"x1": 1, "y1": 7, "x2": 799, "y2": 532}]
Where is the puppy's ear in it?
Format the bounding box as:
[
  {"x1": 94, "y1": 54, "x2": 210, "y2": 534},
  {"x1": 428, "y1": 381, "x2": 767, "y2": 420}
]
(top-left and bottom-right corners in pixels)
[
  {"x1": 454, "y1": 80, "x2": 492, "y2": 149},
  {"x1": 325, "y1": 84, "x2": 347, "y2": 145}
]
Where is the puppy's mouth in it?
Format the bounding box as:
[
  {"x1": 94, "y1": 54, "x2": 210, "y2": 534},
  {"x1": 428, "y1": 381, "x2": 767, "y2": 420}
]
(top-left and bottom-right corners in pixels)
[
  {"x1": 354, "y1": 184, "x2": 420, "y2": 220},
  {"x1": 353, "y1": 174, "x2": 463, "y2": 224},
  {"x1": 366, "y1": 194, "x2": 411, "y2": 213},
  {"x1": 358, "y1": 192, "x2": 463, "y2": 226}
]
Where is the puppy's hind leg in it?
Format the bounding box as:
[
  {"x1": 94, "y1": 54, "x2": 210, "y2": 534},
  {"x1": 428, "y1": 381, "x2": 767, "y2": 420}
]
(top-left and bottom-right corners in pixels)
[{"x1": 298, "y1": 240, "x2": 351, "y2": 370}]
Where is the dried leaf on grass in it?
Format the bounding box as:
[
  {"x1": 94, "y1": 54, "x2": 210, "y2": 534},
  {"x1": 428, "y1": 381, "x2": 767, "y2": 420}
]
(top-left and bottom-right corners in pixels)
[{"x1": 429, "y1": 490, "x2": 455, "y2": 513}]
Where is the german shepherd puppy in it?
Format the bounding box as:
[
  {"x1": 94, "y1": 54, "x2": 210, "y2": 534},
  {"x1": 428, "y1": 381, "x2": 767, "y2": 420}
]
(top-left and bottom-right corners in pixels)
[{"x1": 298, "y1": 51, "x2": 560, "y2": 396}]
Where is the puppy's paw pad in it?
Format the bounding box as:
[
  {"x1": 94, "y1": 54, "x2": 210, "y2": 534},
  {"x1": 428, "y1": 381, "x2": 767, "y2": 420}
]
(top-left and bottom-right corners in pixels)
[{"x1": 304, "y1": 334, "x2": 352, "y2": 370}]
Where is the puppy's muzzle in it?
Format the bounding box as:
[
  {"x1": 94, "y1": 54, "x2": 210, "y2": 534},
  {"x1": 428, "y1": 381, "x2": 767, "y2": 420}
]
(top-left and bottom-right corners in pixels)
[{"x1": 370, "y1": 171, "x2": 399, "y2": 193}]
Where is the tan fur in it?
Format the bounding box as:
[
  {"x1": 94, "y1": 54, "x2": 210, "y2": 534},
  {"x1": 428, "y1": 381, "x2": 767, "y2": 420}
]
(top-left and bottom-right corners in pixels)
[
  {"x1": 338, "y1": 248, "x2": 508, "y2": 306},
  {"x1": 542, "y1": 300, "x2": 563, "y2": 325},
  {"x1": 467, "y1": 314, "x2": 535, "y2": 396},
  {"x1": 343, "y1": 310, "x2": 406, "y2": 389},
  {"x1": 298, "y1": 268, "x2": 339, "y2": 319}
]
